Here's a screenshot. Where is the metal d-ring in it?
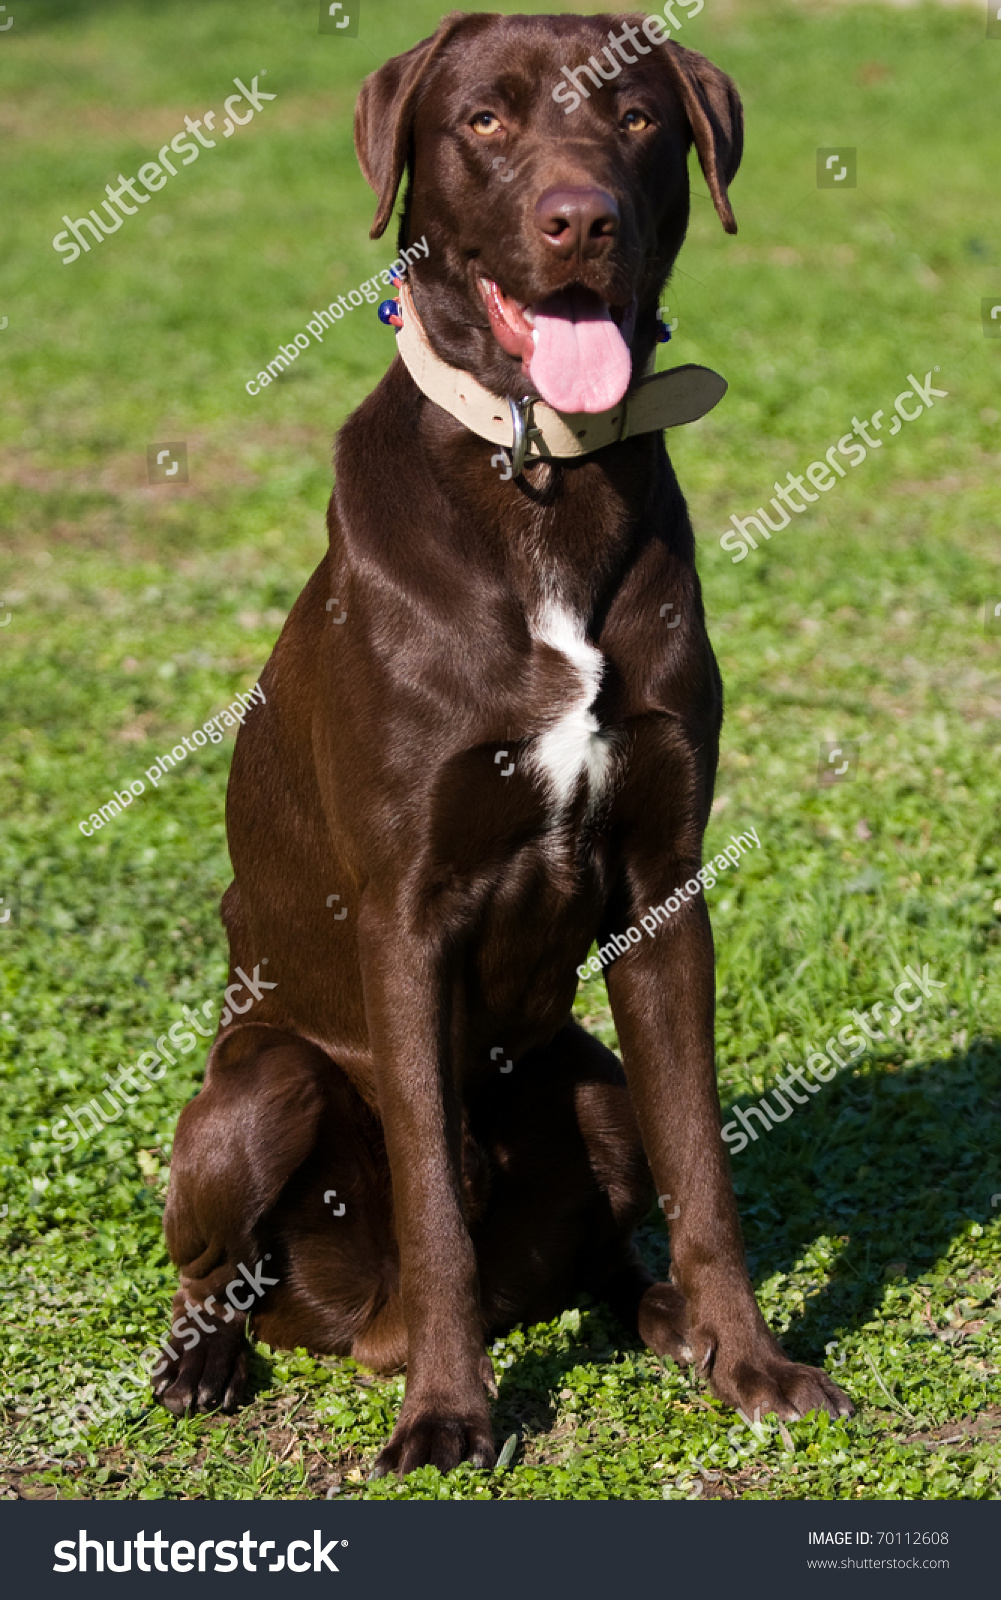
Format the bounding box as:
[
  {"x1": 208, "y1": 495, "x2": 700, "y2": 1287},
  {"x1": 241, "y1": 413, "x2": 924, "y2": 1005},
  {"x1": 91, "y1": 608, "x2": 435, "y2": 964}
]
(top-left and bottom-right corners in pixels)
[{"x1": 507, "y1": 395, "x2": 543, "y2": 479}]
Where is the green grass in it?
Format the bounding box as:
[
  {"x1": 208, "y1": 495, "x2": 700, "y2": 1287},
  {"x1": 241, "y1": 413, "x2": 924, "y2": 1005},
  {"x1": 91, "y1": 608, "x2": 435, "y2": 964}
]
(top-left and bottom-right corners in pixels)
[{"x1": 2, "y1": 0, "x2": 1000, "y2": 1501}]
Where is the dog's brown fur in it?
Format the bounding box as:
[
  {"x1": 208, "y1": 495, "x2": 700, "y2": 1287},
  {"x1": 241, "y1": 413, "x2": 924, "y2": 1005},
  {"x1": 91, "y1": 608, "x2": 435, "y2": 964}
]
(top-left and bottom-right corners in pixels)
[{"x1": 157, "y1": 12, "x2": 852, "y2": 1475}]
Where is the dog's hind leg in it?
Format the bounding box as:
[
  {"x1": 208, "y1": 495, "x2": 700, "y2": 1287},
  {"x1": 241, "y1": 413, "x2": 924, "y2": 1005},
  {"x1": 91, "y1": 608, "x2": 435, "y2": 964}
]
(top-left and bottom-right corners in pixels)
[
  {"x1": 471, "y1": 1019, "x2": 693, "y2": 1363},
  {"x1": 158, "y1": 1026, "x2": 369, "y2": 1414}
]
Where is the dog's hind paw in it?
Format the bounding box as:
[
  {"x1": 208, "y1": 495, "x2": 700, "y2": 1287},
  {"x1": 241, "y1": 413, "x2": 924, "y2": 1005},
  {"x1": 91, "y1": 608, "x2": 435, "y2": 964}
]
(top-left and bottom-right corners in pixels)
[
  {"x1": 152, "y1": 1304, "x2": 250, "y2": 1416},
  {"x1": 370, "y1": 1409, "x2": 496, "y2": 1479},
  {"x1": 637, "y1": 1281, "x2": 694, "y2": 1366}
]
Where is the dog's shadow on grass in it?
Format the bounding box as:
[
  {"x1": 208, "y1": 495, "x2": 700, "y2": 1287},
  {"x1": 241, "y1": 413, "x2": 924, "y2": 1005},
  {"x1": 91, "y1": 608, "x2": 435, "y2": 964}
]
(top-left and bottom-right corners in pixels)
[
  {"x1": 493, "y1": 1039, "x2": 1001, "y2": 1444},
  {"x1": 716, "y1": 1039, "x2": 1001, "y2": 1361}
]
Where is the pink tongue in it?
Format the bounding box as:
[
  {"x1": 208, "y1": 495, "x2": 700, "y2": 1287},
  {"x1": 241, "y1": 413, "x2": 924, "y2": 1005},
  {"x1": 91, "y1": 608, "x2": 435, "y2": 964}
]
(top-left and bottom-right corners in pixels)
[{"x1": 528, "y1": 289, "x2": 632, "y2": 414}]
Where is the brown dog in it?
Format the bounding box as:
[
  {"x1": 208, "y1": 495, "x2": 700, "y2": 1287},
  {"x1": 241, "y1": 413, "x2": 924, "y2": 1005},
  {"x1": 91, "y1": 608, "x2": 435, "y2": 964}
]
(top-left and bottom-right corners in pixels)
[{"x1": 157, "y1": 11, "x2": 852, "y2": 1475}]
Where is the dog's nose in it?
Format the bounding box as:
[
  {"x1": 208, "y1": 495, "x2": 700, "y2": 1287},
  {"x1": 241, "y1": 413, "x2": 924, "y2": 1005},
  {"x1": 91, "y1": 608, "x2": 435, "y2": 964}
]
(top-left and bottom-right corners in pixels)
[{"x1": 534, "y1": 186, "x2": 619, "y2": 260}]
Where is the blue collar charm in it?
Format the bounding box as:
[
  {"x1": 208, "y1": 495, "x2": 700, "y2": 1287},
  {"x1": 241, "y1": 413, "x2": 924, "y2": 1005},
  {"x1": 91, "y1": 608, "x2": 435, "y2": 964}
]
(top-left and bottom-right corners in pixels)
[{"x1": 378, "y1": 272, "x2": 404, "y2": 328}]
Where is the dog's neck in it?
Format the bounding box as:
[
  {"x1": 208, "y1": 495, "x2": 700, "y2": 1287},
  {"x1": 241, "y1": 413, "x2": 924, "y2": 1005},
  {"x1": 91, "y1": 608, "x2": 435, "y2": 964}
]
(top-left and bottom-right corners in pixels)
[{"x1": 393, "y1": 282, "x2": 727, "y2": 475}]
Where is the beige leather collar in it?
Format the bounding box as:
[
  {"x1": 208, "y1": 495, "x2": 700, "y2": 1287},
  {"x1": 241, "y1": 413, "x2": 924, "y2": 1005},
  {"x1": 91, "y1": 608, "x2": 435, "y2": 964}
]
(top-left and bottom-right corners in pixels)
[{"x1": 395, "y1": 280, "x2": 727, "y2": 469}]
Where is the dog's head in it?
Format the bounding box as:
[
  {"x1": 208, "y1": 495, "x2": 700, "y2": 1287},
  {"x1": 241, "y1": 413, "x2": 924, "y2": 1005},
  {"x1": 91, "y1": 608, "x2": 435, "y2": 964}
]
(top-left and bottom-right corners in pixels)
[{"x1": 355, "y1": 11, "x2": 741, "y2": 414}]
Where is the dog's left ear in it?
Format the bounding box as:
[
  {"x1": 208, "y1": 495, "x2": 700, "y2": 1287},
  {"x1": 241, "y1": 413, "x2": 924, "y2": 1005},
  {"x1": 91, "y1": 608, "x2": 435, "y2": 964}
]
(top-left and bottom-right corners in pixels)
[
  {"x1": 661, "y1": 43, "x2": 743, "y2": 234},
  {"x1": 355, "y1": 11, "x2": 473, "y2": 239}
]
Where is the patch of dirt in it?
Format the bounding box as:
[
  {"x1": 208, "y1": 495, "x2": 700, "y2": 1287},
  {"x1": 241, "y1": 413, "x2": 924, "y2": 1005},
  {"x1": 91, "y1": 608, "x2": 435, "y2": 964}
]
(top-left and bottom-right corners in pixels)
[
  {"x1": 905, "y1": 1405, "x2": 1001, "y2": 1448},
  {"x1": 252, "y1": 1392, "x2": 370, "y2": 1498},
  {"x1": 0, "y1": 1464, "x2": 61, "y2": 1499},
  {"x1": 890, "y1": 475, "x2": 982, "y2": 496}
]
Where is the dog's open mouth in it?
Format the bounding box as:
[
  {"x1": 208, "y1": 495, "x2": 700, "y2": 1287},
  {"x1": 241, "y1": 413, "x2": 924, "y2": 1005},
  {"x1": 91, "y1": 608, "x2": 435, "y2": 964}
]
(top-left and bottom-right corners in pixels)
[{"x1": 477, "y1": 278, "x2": 633, "y2": 415}]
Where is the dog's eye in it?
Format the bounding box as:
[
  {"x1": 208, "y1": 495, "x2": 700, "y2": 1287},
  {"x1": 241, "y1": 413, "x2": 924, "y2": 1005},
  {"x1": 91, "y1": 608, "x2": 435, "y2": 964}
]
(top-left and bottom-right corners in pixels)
[
  {"x1": 470, "y1": 112, "x2": 502, "y2": 136},
  {"x1": 621, "y1": 109, "x2": 651, "y2": 132}
]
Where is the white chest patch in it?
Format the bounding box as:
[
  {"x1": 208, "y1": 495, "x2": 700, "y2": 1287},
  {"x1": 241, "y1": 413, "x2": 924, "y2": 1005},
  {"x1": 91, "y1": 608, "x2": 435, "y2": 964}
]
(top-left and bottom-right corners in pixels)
[{"x1": 527, "y1": 601, "x2": 616, "y2": 812}]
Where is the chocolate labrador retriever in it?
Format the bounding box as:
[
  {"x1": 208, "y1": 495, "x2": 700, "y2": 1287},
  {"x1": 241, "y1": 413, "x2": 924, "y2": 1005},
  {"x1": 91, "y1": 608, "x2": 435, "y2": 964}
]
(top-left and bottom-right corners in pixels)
[{"x1": 156, "y1": 10, "x2": 852, "y2": 1474}]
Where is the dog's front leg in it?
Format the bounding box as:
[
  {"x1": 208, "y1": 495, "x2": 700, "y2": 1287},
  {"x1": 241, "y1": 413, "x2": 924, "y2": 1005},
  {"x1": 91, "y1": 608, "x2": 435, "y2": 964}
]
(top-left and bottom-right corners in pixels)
[
  {"x1": 606, "y1": 883, "x2": 852, "y2": 1423},
  {"x1": 358, "y1": 901, "x2": 496, "y2": 1477}
]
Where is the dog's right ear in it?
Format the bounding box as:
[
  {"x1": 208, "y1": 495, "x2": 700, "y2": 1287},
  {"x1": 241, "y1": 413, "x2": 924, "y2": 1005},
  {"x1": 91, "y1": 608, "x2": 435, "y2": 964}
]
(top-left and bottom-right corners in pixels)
[
  {"x1": 354, "y1": 12, "x2": 470, "y2": 239},
  {"x1": 662, "y1": 43, "x2": 743, "y2": 235}
]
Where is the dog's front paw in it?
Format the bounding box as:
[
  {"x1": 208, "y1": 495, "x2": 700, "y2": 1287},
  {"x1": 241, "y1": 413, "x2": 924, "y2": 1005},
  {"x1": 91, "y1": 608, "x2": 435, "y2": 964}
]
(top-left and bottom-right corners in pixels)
[
  {"x1": 708, "y1": 1342, "x2": 853, "y2": 1423},
  {"x1": 370, "y1": 1407, "x2": 496, "y2": 1478},
  {"x1": 152, "y1": 1303, "x2": 250, "y2": 1416}
]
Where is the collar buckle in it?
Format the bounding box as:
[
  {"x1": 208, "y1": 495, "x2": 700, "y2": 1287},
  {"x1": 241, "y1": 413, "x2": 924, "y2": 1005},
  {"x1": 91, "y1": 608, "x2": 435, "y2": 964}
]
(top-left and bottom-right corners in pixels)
[{"x1": 508, "y1": 395, "x2": 544, "y2": 478}]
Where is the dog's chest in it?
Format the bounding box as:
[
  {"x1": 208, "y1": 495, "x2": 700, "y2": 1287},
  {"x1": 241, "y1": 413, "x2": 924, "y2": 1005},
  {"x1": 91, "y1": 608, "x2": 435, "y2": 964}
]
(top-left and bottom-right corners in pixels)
[{"x1": 525, "y1": 601, "x2": 616, "y2": 814}]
